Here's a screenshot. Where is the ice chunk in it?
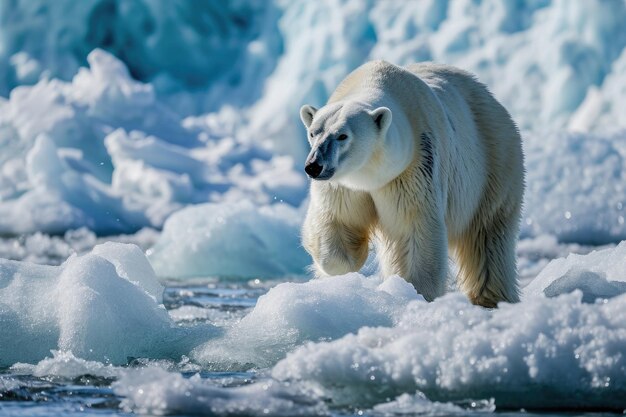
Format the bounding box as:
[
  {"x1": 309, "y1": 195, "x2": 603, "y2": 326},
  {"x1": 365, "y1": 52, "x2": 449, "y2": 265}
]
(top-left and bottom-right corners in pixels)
[
  {"x1": 0, "y1": 242, "x2": 214, "y2": 366},
  {"x1": 524, "y1": 241, "x2": 626, "y2": 301},
  {"x1": 272, "y1": 290, "x2": 626, "y2": 409},
  {"x1": 192, "y1": 274, "x2": 422, "y2": 369},
  {"x1": 114, "y1": 367, "x2": 328, "y2": 417},
  {"x1": 10, "y1": 351, "x2": 120, "y2": 379},
  {"x1": 148, "y1": 200, "x2": 310, "y2": 279}
]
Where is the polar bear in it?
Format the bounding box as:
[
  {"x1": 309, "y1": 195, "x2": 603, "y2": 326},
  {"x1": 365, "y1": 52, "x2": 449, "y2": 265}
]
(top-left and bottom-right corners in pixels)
[{"x1": 300, "y1": 61, "x2": 524, "y2": 308}]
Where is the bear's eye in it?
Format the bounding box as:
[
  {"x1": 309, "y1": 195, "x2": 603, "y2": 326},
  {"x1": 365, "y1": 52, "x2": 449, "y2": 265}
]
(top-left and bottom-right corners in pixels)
[
  {"x1": 337, "y1": 134, "x2": 348, "y2": 141},
  {"x1": 309, "y1": 132, "x2": 314, "y2": 138}
]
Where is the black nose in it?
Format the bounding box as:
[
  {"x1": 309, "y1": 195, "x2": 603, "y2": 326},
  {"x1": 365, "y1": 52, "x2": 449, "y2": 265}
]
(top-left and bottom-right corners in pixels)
[{"x1": 305, "y1": 161, "x2": 324, "y2": 178}]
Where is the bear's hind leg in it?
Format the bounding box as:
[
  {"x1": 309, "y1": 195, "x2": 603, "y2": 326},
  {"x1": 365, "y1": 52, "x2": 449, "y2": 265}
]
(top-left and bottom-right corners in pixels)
[{"x1": 454, "y1": 204, "x2": 520, "y2": 308}]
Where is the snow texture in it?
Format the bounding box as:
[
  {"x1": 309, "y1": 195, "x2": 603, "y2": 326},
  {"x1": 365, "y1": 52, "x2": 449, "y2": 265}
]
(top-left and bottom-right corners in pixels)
[
  {"x1": 0, "y1": 49, "x2": 305, "y2": 235},
  {"x1": 523, "y1": 131, "x2": 626, "y2": 244},
  {"x1": 272, "y1": 291, "x2": 626, "y2": 410},
  {"x1": 524, "y1": 241, "x2": 626, "y2": 301}
]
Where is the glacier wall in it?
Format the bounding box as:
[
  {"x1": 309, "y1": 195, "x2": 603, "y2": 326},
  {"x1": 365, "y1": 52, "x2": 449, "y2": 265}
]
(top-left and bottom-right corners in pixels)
[{"x1": 0, "y1": 0, "x2": 625, "y2": 240}]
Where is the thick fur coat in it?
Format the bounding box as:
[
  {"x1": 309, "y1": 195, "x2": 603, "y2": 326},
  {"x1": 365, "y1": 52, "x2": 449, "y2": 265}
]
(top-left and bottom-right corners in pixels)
[{"x1": 300, "y1": 60, "x2": 524, "y2": 307}]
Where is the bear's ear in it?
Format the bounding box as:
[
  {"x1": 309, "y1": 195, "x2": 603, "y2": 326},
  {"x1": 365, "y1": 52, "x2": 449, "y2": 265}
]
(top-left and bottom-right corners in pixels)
[
  {"x1": 300, "y1": 105, "x2": 318, "y2": 128},
  {"x1": 370, "y1": 107, "x2": 392, "y2": 134}
]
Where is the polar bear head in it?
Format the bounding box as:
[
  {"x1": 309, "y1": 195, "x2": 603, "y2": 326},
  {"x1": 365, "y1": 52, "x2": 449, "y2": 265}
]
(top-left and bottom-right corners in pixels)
[{"x1": 300, "y1": 101, "x2": 392, "y2": 185}]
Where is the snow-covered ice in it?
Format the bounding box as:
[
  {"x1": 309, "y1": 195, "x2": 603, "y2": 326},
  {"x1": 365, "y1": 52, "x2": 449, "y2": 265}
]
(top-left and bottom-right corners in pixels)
[
  {"x1": 523, "y1": 131, "x2": 626, "y2": 244},
  {"x1": 0, "y1": 49, "x2": 305, "y2": 235},
  {"x1": 272, "y1": 291, "x2": 626, "y2": 410},
  {"x1": 524, "y1": 241, "x2": 626, "y2": 301},
  {"x1": 1, "y1": 2, "x2": 626, "y2": 238}
]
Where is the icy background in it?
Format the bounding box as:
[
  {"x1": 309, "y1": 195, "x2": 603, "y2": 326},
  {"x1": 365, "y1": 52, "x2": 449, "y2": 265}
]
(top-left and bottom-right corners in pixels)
[{"x1": 1, "y1": 0, "x2": 626, "y2": 415}]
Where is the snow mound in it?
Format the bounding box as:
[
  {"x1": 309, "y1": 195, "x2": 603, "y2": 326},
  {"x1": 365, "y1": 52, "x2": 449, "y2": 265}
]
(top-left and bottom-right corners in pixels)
[
  {"x1": 148, "y1": 201, "x2": 309, "y2": 279},
  {"x1": 272, "y1": 290, "x2": 626, "y2": 409},
  {"x1": 523, "y1": 130, "x2": 626, "y2": 244},
  {"x1": 192, "y1": 274, "x2": 422, "y2": 369},
  {"x1": 0, "y1": 242, "x2": 214, "y2": 366},
  {"x1": 0, "y1": 49, "x2": 305, "y2": 235},
  {"x1": 524, "y1": 241, "x2": 626, "y2": 301},
  {"x1": 114, "y1": 367, "x2": 328, "y2": 417}
]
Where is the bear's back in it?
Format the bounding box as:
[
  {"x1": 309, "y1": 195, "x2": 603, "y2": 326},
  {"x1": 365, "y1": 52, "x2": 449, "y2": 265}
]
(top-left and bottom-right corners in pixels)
[{"x1": 329, "y1": 60, "x2": 426, "y2": 105}]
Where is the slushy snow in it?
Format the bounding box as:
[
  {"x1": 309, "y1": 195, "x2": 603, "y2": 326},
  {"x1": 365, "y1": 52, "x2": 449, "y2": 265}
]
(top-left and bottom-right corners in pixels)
[{"x1": 114, "y1": 367, "x2": 328, "y2": 417}]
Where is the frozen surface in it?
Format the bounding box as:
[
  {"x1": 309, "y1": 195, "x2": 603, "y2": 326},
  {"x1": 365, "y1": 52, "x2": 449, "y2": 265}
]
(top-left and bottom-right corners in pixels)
[
  {"x1": 1, "y1": 241, "x2": 626, "y2": 413},
  {"x1": 0, "y1": 0, "x2": 282, "y2": 108},
  {"x1": 273, "y1": 291, "x2": 626, "y2": 409},
  {"x1": 0, "y1": 242, "x2": 213, "y2": 366},
  {"x1": 148, "y1": 200, "x2": 309, "y2": 279}
]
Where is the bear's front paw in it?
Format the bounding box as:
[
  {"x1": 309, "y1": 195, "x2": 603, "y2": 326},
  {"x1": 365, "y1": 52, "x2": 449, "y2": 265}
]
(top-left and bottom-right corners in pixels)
[{"x1": 316, "y1": 251, "x2": 356, "y2": 276}]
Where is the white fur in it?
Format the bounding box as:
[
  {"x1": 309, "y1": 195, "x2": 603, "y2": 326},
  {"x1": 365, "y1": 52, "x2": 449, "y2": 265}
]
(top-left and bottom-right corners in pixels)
[{"x1": 301, "y1": 61, "x2": 525, "y2": 308}]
